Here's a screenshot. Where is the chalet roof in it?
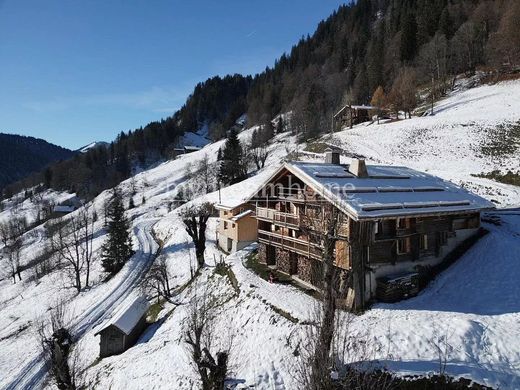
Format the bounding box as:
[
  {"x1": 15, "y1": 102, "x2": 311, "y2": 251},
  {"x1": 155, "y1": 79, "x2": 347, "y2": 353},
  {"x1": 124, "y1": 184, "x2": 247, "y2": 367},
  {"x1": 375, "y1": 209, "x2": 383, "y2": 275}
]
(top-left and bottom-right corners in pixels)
[
  {"x1": 184, "y1": 145, "x2": 202, "y2": 151},
  {"x1": 95, "y1": 296, "x2": 150, "y2": 336},
  {"x1": 53, "y1": 205, "x2": 76, "y2": 213},
  {"x1": 270, "y1": 161, "x2": 494, "y2": 220},
  {"x1": 334, "y1": 104, "x2": 378, "y2": 118}
]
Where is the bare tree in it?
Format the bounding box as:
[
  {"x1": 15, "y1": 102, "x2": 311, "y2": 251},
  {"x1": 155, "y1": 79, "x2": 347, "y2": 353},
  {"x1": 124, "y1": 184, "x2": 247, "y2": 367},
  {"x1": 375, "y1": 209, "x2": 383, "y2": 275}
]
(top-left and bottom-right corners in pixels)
[
  {"x1": 419, "y1": 33, "x2": 449, "y2": 113},
  {"x1": 248, "y1": 144, "x2": 270, "y2": 170},
  {"x1": 0, "y1": 217, "x2": 27, "y2": 283},
  {"x1": 184, "y1": 287, "x2": 230, "y2": 390},
  {"x1": 299, "y1": 202, "x2": 350, "y2": 390},
  {"x1": 141, "y1": 255, "x2": 173, "y2": 302},
  {"x1": 486, "y1": 1, "x2": 520, "y2": 69},
  {"x1": 35, "y1": 301, "x2": 78, "y2": 390},
  {"x1": 49, "y1": 207, "x2": 95, "y2": 292},
  {"x1": 387, "y1": 67, "x2": 417, "y2": 119},
  {"x1": 180, "y1": 203, "x2": 214, "y2": 269}
]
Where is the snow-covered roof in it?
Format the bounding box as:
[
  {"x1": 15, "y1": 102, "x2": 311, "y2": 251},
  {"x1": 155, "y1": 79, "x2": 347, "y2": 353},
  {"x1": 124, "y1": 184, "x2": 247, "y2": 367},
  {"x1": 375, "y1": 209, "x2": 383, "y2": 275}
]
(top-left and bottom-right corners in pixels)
[
  {"x1": 95, "y1": 296, "x2": 150, "y2": 336},
  {"x1": 53, "y1": 205, "x2": 75, "y2": 213},
  {"x1": 184, "y1": 145, "x2": 202, "y2": 151},
  {"x1": 335, "y1": 104, "x2": 378, "y2": 117},
  {"x1": 231, "y1": 209, "x2": 254, "y2": 221},
  {"x1": 274, "y1": 162, "x2": 495, "y2": 220}
]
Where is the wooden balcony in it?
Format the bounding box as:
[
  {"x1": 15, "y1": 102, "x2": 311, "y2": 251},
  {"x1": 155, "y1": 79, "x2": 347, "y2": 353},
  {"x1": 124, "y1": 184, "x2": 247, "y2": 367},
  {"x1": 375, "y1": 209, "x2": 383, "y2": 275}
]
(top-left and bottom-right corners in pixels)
[
  {"x1": 258, "y1": 229, "x2": 323, "y2": 260},
  {"x1": 256, "y1": 207, "x2": 300, "y2": 227}
]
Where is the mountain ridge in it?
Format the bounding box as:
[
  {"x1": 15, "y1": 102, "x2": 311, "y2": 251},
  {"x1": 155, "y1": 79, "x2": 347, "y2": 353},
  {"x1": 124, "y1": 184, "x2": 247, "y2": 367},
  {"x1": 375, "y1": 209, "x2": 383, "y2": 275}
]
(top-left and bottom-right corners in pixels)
[{"x1": 0, "y1": 132, "x2": 76, "y2": 193}]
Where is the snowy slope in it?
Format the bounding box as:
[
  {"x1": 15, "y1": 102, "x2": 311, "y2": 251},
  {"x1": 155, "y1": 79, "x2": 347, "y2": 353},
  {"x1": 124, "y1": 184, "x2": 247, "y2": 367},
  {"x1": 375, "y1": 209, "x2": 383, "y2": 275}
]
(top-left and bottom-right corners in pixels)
[
  {"x1": 332, "y1": 79, "x2": 520, "y2": 207},
  {"x1": 0, "y1": 80, "x2": 519, "y2": 390}
]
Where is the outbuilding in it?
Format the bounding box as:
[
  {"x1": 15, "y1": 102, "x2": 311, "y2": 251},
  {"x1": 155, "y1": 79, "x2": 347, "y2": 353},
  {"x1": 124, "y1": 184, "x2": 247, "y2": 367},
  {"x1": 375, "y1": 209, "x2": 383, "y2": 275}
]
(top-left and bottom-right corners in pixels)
[{"x1": 95, "y1": 296, "x2": 150, "y2": 358}]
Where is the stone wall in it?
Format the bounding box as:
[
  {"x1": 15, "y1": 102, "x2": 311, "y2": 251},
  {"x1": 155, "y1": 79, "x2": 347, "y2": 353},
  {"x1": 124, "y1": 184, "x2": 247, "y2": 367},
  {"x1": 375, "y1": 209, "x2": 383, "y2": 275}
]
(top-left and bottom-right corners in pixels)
[
  {"x1": 258, "y1": 243, "x2": 267, "y2": 264},
  {"x1": 276, "y1": 247, "x2": 291, "y2": 274},
  {"x1": 297, "y1": 255, "x2": 313, "y2": 283}
]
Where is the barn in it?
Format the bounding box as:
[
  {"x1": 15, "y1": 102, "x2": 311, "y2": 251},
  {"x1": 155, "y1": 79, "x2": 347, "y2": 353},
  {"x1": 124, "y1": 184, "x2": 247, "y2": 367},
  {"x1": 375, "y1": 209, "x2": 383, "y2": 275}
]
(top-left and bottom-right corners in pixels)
[{"x1": 95, "y1": 296, "x2": 150, "y2": 358}]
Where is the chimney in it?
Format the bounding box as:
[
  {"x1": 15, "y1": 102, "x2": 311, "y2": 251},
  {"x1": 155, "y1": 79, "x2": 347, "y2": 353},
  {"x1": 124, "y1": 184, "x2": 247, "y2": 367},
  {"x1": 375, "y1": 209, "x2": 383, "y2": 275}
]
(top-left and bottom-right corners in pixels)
[
  {"x1": 325, "y1": 148, "x2": 340, "y2": 164},
  {"x1": 349, "y1": 158, "x2": 368, "y2": 178}
]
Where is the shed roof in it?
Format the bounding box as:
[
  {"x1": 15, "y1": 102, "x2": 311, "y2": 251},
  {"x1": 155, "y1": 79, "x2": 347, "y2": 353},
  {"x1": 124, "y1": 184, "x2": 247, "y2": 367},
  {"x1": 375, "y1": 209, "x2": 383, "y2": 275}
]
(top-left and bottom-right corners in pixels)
[
  {"x1": 257, "y1": 162, "x2": 494, "y2": 221},
  {"x1": 95, "y1": 296, "x2": 150, "y2": 336}
]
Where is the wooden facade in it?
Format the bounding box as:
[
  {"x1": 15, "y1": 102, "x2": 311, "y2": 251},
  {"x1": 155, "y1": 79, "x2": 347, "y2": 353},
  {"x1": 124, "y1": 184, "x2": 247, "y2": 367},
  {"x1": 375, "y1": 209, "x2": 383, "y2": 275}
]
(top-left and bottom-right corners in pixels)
[
  {"x1": 216, "y1": 203, "x2": 258, "y2": 253},
  {"x1": 95, "y1": 296, "x2": 150, "y2": 358},
  {"x1": 251, "y1": 165, "x2": 484, "y2": 310},
  {"x1": 97, "y1": 318, "x2": 147, "y2": 358}
]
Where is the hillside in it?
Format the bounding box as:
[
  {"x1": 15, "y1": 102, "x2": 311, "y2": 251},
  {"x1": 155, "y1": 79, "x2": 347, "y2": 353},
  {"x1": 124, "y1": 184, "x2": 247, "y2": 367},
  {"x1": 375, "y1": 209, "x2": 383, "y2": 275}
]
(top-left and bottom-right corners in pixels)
[
  {"x1": 7, "y1": 0, "x2": 519, "y2": 201},
  {"x1": 0, "y1": 133, "x2": 75, "y2": 193},
  {"x1": 0, "y1": 80, "x2": 519, "y2": 389}
]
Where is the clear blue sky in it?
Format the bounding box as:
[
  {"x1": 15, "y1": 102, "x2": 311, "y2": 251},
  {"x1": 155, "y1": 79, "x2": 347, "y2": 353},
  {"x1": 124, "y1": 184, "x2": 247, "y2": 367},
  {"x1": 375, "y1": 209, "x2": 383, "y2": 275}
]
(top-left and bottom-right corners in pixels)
[{"x1": 0, "y1": 1, "x2": 346, "y2": 149}]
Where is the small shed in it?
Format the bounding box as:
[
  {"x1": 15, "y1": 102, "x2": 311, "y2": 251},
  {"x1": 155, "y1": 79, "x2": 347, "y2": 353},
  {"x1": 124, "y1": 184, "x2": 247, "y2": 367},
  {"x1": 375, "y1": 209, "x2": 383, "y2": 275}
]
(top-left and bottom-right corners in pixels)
[
  {"x1": 334, "y1": 104, "x2": 378, "y2": 129},
  {"x1": 95, "y1": 296, "x2": 150, "y2": 358}
]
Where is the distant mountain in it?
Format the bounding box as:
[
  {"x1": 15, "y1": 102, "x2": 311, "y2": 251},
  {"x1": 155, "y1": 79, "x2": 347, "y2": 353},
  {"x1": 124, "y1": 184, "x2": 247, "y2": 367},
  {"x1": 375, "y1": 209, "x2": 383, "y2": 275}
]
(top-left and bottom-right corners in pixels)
[
  {"x1": 0, "y1": 133, "x2": 76, "y2": 192},
  {"x1": 77, "y1": 141, "x2": 110, "y2": 153}
]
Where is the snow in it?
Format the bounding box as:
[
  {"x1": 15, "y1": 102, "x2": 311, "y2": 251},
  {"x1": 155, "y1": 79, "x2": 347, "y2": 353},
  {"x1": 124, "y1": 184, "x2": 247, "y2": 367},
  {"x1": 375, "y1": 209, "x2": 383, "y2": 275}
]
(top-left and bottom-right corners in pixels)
[
  {"x1": 96, "y1": 296, "x2": 150, "y2": 336},
  {"x1": 0, "y1": 79, "x2": 519, "y2": 389},
  {"x1": 287, "y1": 161, "x2": 495, "y2": 219},
  {"x1": 0, "y1": 189, "x2": 76, "y2": 225},
  {"x1": 77, "y1": 141, "x2": 109, "y2": 153},
  {"x1": 332, "y1": 79, "x2": 520, "y2": 207}
]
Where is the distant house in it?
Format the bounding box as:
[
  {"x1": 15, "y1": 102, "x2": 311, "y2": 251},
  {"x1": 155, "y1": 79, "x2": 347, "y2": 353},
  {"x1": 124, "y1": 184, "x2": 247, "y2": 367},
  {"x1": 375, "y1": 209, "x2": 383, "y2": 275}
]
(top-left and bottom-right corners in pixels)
[
  {"x1": 334, "y1": 104, "x2": 380, "y2": 129},
  {"x1": 216, "y1": 202, "x2": 257, "y2": 253},
  {"x1": 248, "y1": 150, "x2": 494, "y2": 309},
  {"x1": 172, "y1": 145, "x2": 202, "y2": 159},
  {"x1": 95, "y1": 296, "x2": 150, "y2": 358},
  {"x1": 52, "y1": 196, "x2": 82, "y2": 216}
]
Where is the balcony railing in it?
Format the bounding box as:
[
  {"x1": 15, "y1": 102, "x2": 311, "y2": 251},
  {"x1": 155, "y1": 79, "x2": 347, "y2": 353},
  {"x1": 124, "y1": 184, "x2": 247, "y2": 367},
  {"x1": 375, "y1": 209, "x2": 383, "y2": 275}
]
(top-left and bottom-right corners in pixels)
[
  {"x1": 258, "y1": 229, "x2": 323, "y2": 260},
  {"x1": 256, "y1": 207, "x2": 300, "y2": 226}
]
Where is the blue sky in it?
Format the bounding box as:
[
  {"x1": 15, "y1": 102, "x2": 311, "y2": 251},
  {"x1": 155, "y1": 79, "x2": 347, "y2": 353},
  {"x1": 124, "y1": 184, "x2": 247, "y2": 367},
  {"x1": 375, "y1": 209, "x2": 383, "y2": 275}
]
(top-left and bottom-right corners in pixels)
[{"x1": 0, "y1": 1, "x2": 346, "y2": 149}]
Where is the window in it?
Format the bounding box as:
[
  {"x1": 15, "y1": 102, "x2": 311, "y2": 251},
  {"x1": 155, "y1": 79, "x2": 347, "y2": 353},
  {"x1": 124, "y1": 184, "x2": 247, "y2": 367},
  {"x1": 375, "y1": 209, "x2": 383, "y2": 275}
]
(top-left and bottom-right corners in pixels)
[
  {"x1": 397, "y1": 238, "x2": 411, "y2": 254},
  {"x1": 420, "y1": 234, "x2": 428, "y2": 251},
  {"x1": 223, "y1": 221, "x2": 228, "y2": 230},
  {"x1": 397, "y1": 218, "x2": 408, "y2": 229},
  {"x1": 232, "y1": 223, "x2": 235, "y2": 229},
  {"x1": 374, "y1": 220, "x2": 382, "y2": 237}
]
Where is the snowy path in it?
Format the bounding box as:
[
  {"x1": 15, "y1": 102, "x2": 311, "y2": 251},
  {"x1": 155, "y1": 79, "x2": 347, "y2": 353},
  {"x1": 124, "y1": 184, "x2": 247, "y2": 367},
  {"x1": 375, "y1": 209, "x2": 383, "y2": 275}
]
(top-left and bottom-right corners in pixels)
[{"x1": 3, "y1": 218, "x2": 160, "y2": 390}]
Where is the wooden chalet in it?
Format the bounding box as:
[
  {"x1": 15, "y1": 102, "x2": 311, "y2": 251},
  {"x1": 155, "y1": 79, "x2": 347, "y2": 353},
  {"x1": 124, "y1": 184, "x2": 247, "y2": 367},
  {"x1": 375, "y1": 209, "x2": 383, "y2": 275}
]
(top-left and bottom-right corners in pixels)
[{"x1": 248, "y1": 150, "x2": 494, "y2": 310}]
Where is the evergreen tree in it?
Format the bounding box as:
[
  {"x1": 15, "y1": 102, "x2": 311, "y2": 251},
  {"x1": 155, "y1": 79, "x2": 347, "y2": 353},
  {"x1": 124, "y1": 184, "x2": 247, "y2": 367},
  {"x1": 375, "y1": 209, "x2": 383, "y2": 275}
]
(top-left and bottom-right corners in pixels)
[
  {"x1": 218, "y1": 128, "x2": 247, "y2": 185},
  {"x1": 101, "y1": 188, "x2": 133, "y2": 274},
  {"x1": 400, "y1": 11, "x2": 418, "y2": 62}
]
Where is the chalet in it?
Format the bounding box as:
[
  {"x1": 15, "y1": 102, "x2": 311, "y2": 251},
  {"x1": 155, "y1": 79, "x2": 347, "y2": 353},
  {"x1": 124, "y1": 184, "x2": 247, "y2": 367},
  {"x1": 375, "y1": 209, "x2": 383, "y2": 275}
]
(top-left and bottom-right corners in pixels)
[
  {"x1": 248, "y1": 150, "x2": 494, "y2": 309},
  {"x1": 52, "y1": 196, "x2": 82, "y2": 216},
  {"x1": 172, "y1": 145, "x2": 202, "y2": 159},
  {"x1": 333, "y1": 104, "x2": 379, "y2": 129},
  {"x1": 216, "y1": 202, "x2": 257, "y2": 253},
  {"x1": 95, "y1": 296, "x2": 150, "y2": 358}
]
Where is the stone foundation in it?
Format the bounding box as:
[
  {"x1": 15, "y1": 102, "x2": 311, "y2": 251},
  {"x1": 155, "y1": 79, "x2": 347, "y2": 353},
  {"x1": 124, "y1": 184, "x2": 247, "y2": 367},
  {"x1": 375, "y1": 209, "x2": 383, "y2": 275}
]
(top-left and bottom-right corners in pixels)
[
  {"x1": 258, "y1": 243, "x2": 267, "y2": 264},
  {"x1": 275, "y1": 247, "x2": 291, "y2": 274},
  {"x1": 297, "y1": 255, "x2": 313, "y2": 283}
]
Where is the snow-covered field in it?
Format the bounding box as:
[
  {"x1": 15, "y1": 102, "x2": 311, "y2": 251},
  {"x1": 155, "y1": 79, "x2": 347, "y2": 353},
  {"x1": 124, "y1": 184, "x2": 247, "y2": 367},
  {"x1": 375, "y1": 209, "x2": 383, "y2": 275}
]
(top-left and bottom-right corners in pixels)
[{"x1": 1, "y1": 79, "x2": 519, "y2": 389}]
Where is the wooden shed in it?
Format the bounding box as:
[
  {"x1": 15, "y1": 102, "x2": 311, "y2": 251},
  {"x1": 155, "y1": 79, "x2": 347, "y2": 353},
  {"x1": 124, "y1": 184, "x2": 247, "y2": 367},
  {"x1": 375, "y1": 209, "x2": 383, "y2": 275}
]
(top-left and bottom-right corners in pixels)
[
  {"x1": 333, "y1": 104, "x2": 378, "y2": 129},
  {"x1": 95, "y1": 296, "x2": 150, "y2": 358}
]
